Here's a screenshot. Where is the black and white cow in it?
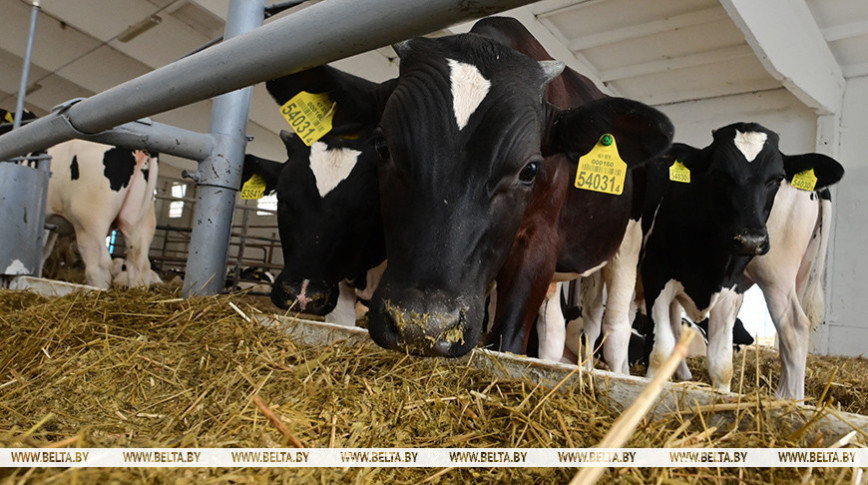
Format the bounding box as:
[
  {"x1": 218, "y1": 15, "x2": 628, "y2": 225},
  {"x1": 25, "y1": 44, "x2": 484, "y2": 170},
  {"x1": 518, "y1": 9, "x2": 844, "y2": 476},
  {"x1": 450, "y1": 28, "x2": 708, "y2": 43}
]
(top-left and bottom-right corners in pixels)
[
  {"x1": 45, "y1": 140, "x2": 161, "y2": 289},
  {"x1": 242, "y1": 127, "x2": 386, "y2": 320},
  {"x1": 2, "y1": 108, "x2": 161, "y2": 289},
  {"x1": 713, "y1": 181, "x2": 836, "y2": 399},
  {"x1": 640, "y1": 123, "x2": 843, "y2": 393}
]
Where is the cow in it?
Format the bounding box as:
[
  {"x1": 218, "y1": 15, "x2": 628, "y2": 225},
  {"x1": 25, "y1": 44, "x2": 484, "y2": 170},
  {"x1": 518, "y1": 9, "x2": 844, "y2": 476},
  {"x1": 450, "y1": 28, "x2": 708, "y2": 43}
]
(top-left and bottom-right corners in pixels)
[
  {"x1": 262, "y1": 17, "x2": 673, "y2": 357},
  {"x1": 44, "y1": 140, "x2": 162, "y2": 289},
  {"x1": 241, "y1": 126, "x2": 387, "y2": 321},
  {"x1": 3, "y1": 108, "x2": 161, "y2": 289},
  {"x1": 639, "y1": 123, "x2": 843, "y2": 394}
]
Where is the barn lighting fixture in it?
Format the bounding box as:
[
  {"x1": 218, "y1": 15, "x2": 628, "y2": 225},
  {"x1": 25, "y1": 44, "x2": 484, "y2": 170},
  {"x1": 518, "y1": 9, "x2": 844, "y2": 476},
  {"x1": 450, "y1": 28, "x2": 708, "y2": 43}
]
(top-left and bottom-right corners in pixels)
[{"x1": 117, "y1": 15, "x2": 162, "y2": 43}]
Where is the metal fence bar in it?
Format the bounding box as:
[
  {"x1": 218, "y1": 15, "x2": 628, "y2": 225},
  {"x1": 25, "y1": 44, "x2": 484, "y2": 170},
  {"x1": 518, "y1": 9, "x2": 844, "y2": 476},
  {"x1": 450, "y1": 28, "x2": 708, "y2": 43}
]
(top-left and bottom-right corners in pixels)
[
  {"x1": 181, "y1": 0, "x2": 264, "y2": 296},
  {"x1": 0, "y1": 0, "x2": 537, "y2": 160},
  {"x1": 12, "y1": 0, "x2": 40, "y2": 131}
]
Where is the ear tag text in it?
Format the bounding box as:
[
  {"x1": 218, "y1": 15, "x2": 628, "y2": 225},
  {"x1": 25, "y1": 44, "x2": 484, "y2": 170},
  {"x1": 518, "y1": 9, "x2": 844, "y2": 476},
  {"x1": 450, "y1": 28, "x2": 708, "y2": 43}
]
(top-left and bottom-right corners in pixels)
[
  {"x1": 790, "y1": 168, "x2": 817, "y2": 191},
  {"x1": 669, "y1": 160, "x2": 691, "y2": 183},
  {"x1": 240, "y1": 173, "x2": 267, "y2": 200},
  {"x1": 280, "y1": 91, "x2": 334, "y2": 146},
  {"x1": 574, "y1": 133, "x2": 627, "y2": 196}
]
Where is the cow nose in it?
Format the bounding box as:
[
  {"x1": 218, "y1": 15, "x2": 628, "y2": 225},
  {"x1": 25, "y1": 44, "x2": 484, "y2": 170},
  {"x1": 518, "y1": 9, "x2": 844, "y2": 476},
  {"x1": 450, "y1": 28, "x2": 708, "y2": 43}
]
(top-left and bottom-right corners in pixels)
[
  {"x1": 272, "y1": 279, "x2": 338, "y2": 315},
  {"x1": 733, "y1": 230, "x2": 769, "y2": 256},
  {"x1": 381, "y1": 301, "x2": 466, "y2": 357}
]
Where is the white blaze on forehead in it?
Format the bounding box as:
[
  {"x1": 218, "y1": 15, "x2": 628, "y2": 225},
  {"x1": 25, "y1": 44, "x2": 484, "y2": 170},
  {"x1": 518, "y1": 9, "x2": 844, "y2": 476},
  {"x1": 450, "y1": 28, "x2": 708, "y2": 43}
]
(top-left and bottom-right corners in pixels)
[
  {"x1": 733, "y1": 130, "x2": 768, "y2": 162},
  {"x1": 447, "y1": 58, "x2": 491, "y2": 130},
  {"x1": 308, "y1": 141, "x2": 362, "y2": 197}
]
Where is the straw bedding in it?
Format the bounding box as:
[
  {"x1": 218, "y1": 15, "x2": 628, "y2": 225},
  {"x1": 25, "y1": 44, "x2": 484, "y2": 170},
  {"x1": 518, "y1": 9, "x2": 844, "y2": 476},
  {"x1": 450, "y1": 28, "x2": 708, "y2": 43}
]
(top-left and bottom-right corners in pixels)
[{"x1": 0, "y1": 286, "x2": 865, "y2": 484}]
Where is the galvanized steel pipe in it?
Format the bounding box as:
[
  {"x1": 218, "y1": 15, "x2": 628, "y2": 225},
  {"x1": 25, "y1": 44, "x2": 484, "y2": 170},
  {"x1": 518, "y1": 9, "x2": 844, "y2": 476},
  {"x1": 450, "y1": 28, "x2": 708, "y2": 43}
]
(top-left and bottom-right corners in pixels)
[{"x1": 0, "y1": 0, "x2": 537, "y2": 160}]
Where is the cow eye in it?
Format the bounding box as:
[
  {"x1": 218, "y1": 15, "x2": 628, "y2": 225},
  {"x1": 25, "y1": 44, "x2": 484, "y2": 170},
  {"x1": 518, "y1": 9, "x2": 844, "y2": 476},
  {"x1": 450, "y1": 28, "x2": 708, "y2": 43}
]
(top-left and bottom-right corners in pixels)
[
  {"x1": 373, "y1": 134, "x2": 390, "y2": 160},
  {"x1": 518, "y1": 161, "x2": 540, "y2": 183},
  {"x1": 767, "y1": 175, "x2": 784, "y2": 187}
]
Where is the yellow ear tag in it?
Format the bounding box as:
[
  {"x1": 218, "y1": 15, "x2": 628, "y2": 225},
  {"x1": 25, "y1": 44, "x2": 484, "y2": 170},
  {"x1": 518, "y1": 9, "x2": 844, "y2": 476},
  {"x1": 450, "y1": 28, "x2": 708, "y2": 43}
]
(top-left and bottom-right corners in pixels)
[
  {"x1": 574, "y1": 133, "x2": 627, "y2": 196},
  {"x1": 3, "y1": 111, "x2": 14, "y2": 123},
  {"x1": 280, "y1": 91, "x2": 335, "y2": 146},
  {"x1": 669, "y1": 160, "x2": 691, "y2": 183},
  {"x1": 790, "y1": 168, "x2": 817, "y2": 191},
  {"x1": 240, "y1": 173, "x2": 267, "y2": 200}
]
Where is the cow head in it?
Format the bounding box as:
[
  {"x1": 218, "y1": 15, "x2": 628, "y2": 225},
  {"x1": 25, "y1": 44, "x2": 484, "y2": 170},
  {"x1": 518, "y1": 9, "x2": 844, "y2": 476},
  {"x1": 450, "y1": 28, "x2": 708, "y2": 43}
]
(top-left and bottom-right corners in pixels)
[
  {"x1": 242, "y1": 129, "x2": 384, "y2": 313},
  {"x1": 669, "y1": 123, "x2": 844, "y2": 256}
]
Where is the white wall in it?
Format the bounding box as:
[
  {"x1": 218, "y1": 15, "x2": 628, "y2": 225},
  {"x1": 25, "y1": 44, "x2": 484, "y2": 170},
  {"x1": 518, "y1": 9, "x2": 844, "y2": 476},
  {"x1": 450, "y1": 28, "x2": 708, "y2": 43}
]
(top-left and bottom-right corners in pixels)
[{"x1": 816, "y1": 75, "x2": 868, "y2": 357}]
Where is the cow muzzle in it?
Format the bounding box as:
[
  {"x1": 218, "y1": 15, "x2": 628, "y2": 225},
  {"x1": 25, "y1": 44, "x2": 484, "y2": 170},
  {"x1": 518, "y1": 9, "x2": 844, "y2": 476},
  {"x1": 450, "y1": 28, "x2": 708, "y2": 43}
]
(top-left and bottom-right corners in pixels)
[
  {"x1": 271, "y1": 277, "x2": 338, "y2": 315},
  {"x1": 368, "y1": 288, "x2": 481, "y2": 357},
  {"x1": 732, "y1": 230, "x2": 770, "y2": 256}
]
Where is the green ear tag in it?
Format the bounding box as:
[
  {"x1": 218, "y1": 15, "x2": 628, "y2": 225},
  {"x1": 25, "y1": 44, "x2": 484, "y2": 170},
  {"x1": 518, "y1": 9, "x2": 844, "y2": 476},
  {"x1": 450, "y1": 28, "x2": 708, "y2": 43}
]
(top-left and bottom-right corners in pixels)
[
  {"x1": 574, "y1": 133, "x2": 627, "y2": 195},
  {"x1": 240, "y1": 173, "x2": 267, "y2": 200},
  {"x1": 280, "y1": 91, "x2": 335, "y2": 146},
  {"x1": 669, "y1": 160, "x2": 691, "y2": 183},
  {"x1": 3, "y1": 111, "x2": 13, "y2": 123},
  {"x1": 790, "y1": 168, "x2": 817, "y2": 191}
]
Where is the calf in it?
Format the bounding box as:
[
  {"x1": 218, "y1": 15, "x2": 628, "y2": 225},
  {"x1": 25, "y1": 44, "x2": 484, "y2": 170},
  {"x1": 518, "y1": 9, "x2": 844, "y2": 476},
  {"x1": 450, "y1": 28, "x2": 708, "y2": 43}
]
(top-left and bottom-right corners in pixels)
[
  {"x1": 640, "y1": 123, "x2": 843, "y2": 393},
  {"x1": 449, "y1": 17, "x2": 652, "y2": 371},
  {"x1": 242, "y1": 127, "x2": 386, "y2": 319},
  {"x1": 706, "y1": 182, "x2": 837, "y2": 399},
  {"x1": 45, "y1": 140, "x2": 162, "y2": 289}
]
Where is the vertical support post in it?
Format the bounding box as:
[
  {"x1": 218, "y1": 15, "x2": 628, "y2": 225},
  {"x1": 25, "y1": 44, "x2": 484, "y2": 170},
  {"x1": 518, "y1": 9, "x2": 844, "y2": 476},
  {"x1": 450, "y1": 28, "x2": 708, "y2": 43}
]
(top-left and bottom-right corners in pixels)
[
  {"x1": 183, "y1": 0, "x2": 265, "y2": 296},
  {"x1": 13, "y1": 0, "x2": 40, "y2": 131},
  {"x1": 810, "y1": 113, "x2": 841, "y2": 356}
]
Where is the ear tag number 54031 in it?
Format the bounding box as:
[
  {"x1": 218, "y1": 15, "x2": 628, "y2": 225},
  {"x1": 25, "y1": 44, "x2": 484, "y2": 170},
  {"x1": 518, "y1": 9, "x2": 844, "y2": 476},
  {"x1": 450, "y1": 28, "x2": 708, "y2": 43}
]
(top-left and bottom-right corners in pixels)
[{"x1": 574, "y1": 133, "x2": 627, "y2": 196}]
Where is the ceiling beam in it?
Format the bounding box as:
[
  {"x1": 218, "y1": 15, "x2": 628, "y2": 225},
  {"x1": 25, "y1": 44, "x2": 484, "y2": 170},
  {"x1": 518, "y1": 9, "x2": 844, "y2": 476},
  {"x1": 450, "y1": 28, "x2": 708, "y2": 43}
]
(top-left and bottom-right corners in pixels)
[
  {"x1": 719, "y1": 0, "x2": 844, "y2": 115},
  {"x1": 822, "y1": 19, "x2": 868, "y2": 42},
  {"x1": 599, "y1": 45, "x2": 753, "y2": 83},
  {"x1": 526, "y1": 0, "x2": 602, "y2": 17},
  {"x1": 568, "y1": 7, "x2": 729, "y2": 52}
]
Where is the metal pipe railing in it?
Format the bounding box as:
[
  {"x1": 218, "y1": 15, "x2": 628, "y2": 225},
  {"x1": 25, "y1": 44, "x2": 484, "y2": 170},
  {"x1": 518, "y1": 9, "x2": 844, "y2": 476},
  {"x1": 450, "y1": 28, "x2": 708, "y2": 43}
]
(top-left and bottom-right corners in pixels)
[{"x1": 0, "y1": 0, "x2": 536, "y2": 160}]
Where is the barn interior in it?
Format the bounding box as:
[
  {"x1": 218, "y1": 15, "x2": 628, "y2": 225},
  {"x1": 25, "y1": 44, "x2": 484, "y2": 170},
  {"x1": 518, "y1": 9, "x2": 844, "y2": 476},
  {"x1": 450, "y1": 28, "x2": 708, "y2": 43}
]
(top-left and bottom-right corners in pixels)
[
  {"x1": 1, "y1": 0, "x2": 866, "y2": 353},
  {"x1": 1, "y1": 1, "x2": 868, "y2": 481}
]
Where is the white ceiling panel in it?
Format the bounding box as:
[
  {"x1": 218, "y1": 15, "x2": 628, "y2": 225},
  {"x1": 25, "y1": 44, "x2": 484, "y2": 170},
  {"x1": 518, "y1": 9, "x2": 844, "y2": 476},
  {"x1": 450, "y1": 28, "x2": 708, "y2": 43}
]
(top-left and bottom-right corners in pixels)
[
  {"x1": 38, "y1": 0, "x2": 158, "y2": 43},
  {"x1": 1, "y1": 0, "x2": 867, "y2": 161},
  {"x1": 54, "y1": 45, "x2": 151, "y2": 94}
]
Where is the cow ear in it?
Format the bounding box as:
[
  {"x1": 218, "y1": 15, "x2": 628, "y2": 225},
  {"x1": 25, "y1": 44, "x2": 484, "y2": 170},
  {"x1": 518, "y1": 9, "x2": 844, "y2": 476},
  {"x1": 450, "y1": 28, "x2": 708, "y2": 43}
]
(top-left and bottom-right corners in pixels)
[
  {"x1": 668, "y1": 143, "x2": 708, "y2": 172},
  {"x1": 266, "y1": 66, "x2": 397, "y2": 137},
  {"x1": 242, "y1": 154, "x2": 283, "y2": 195},
  {"x1": 782, "y1": 152, "x2": 844, "y2": 189},
  {"x1": 278, "y1": 129, "x2": 309, "y2": 158},
  {"x1": 547, "y1": 97, "x2": 673, "y2": 169}
]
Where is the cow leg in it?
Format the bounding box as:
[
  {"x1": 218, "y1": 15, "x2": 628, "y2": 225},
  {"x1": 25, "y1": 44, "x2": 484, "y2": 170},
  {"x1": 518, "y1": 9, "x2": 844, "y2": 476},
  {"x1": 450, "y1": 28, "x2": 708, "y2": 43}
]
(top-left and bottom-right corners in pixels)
[
  {"x1": 599, "y1": 218, "x2": 642, "y2": 374},
  {"x1": 116, "y1": 206, "x2": 158, "y2": 287},
  {"x1": 668, "y1": 302, "x2": 692, "y2": 381},
  {"x1": 325, "y1": 281, "x2": 358, "y2": 326},
  {"x1": 577, "y1": 273, "x2": 603, "y2": 369},
  {"x1": 646, "y1": 282, "x2": 679, "y2": 379},
  {"x1": 706, "y1": 290, "x2": 741, "y2": 393},
  {"x1": 73, "y1": 221, "x2": 113, "y2": 289},
  {"x1": 762, "y1": 284, "x2": 809, "y2": 400},
  {"x1": 536, "y1": 282, "x2": 566, "y2": 361}
]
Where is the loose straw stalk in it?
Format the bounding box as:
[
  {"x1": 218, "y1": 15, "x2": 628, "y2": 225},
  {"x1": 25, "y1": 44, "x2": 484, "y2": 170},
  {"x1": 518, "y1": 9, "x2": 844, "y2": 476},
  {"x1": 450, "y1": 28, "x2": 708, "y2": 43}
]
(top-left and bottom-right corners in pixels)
[
  {"x1": 252, "y1": 395, "x2": 304, "y2": 448},
  {"x1": 570, "y1": 329, "x2": 696, "y2": 485}
]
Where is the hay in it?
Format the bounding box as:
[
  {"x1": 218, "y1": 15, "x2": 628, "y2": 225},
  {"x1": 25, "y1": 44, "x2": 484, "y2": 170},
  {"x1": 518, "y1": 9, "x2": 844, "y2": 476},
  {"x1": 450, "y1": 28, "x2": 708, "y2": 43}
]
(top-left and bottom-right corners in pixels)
[{"x1": 0, "y1": 286, "x2": 864, "y2": 484}]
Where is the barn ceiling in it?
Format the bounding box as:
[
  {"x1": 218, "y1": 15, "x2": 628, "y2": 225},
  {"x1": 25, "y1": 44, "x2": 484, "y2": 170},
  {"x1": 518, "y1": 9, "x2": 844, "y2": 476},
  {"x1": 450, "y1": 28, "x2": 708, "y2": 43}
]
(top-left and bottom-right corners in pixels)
[{"x1": 1, "y1": 0, "x2": 867, "y2": 165}]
